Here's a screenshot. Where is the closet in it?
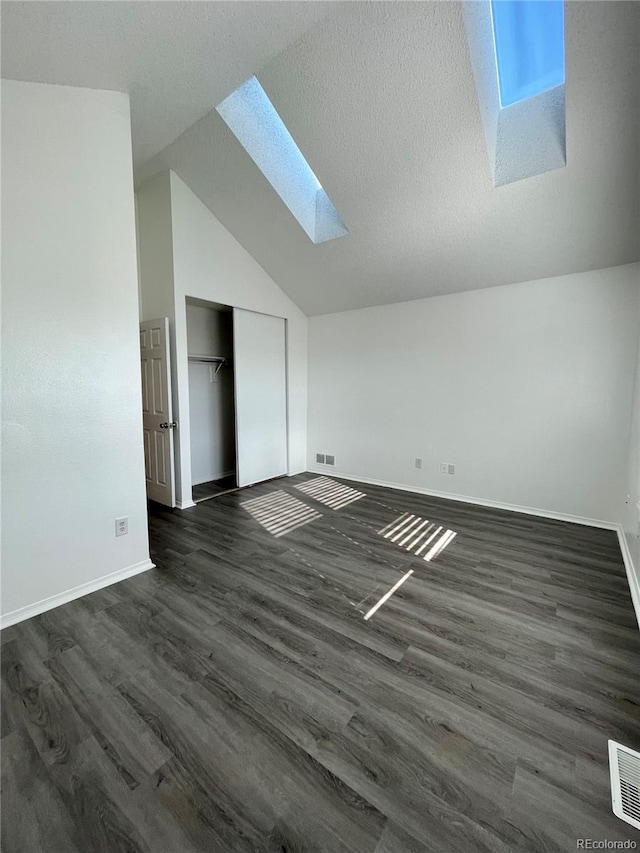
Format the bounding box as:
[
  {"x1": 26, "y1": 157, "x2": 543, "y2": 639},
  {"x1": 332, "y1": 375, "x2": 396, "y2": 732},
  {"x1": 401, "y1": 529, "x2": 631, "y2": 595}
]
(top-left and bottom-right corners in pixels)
[
  {"x1": 187, "y1": 300, "x2": 236, "y2": 502},
  {"x1": 186, "y1": 298, "x2": 288, "y2": 503}
]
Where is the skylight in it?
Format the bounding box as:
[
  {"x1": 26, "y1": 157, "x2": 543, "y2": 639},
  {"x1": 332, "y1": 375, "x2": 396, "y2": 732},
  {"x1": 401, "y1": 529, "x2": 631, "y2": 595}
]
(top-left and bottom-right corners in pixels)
[
  {"x1": 490, "y1": 0, "x2": 565, "y2": 108},
  {"x1": 216, "y1": 76, "x2": 349, "y2": 244}
]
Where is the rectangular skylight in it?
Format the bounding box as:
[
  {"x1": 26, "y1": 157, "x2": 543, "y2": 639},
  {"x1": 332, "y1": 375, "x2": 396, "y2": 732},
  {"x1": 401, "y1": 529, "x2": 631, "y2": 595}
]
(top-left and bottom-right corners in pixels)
[
  {"x1": 490, "y1": 0, "x2": 565, "y2": 108},
  {"x1": 216, "y1": 76, "x2": 349, "y2": 244}
]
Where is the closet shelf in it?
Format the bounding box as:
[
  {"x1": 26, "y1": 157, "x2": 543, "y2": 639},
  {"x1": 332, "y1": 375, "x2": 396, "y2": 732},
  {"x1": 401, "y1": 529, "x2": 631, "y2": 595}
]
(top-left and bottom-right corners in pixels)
[
  {"x1": 188, "y1": 354, "x2": 230, "y2": 378},
  {"x1": 188, "y1": 354, "x2": 229, "y2": 363}
]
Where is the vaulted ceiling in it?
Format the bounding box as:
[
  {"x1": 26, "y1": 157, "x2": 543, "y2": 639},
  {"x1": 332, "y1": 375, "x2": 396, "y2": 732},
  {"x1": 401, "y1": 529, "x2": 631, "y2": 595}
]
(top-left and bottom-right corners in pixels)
[
  {"x1": 1, "y1": 1, "x2": 332, "y2": 167},
  {"x1": 3, "y1": 1, "x2": 639, "y2": 315}
]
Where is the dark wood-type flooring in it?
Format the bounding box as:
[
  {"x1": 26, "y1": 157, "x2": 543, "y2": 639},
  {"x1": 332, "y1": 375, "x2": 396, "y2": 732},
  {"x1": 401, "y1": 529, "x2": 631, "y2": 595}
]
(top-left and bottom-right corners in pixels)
[
  {"x1": 2, "y1": 473, "x2": 640, "y2": 852},
  {"x1": 192, "y1": 475, "x2": 237, "y2": 503}
]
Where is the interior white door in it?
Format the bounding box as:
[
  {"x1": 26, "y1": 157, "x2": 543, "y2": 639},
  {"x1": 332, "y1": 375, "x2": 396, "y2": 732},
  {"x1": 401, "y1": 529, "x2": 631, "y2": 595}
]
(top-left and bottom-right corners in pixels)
[
  {"x1": 140, "y1": 318, "x2": 176, "y2": 506},
  {"x1": 233, "y1": 309, "x2": 287, "y2": 487}
]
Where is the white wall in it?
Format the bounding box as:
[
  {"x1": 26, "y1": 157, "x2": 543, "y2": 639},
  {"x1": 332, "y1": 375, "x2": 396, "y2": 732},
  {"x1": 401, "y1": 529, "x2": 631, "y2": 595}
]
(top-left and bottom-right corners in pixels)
[
  {"x1": 1, "y1": 80, "x2": 151, "y2": 625},
  {"x1": 187, "y1": 304, "x2": 235, "y2": 484},
  {"x1": 138, "y1": 170, "x2": 308, "y2": 507},
  {"x1": 308, "y1": 264, "x2": 640, "y2": 525},
  {"x1": 622, "y1": 332, "x2": 640, "y2": 613},
  {"x1": 136, "y1": 171, "x2": 175, "y2": 322},
  {"x1": 136, "y1": 171, "x2": 187, "y2": 498}
]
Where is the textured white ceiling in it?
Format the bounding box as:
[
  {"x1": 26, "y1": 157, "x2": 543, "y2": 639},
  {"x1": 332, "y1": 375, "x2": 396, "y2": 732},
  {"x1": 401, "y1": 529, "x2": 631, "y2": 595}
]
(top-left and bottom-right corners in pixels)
[
  {"x1": 3, "y1": 1, "x2": 639, "y2": 315},
  {"x1": 0, "y1": 1, "x2": 332, "y2": 167},
  {"x1": 138, "y1": 1, "x2": 640, "y2": 315}
]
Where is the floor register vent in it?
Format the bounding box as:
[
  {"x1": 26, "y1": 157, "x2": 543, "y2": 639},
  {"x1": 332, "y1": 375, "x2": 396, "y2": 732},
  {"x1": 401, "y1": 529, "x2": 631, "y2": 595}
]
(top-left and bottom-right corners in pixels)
[{"x1": 609, "y1": 740, "x2": 640, "y2": 829}]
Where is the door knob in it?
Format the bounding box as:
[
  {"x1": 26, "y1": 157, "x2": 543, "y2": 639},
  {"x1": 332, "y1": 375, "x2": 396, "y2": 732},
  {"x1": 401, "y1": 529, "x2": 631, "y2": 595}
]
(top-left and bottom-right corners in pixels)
[{"x1": 159, "y1": 422, "x2": 177, "y2": 429}]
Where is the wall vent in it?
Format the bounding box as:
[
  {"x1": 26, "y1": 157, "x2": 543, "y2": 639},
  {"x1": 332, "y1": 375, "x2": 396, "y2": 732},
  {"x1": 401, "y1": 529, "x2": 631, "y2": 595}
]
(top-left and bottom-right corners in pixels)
[
  {"x1": 325, "y1": 455, "x2": 335, "y2": 466},
  {"x1": 609, "y1": 740, "x2": 640, "y2": 830},
  {"x1": 316, "y1": 453, "x2": 325, "y2": 464}
]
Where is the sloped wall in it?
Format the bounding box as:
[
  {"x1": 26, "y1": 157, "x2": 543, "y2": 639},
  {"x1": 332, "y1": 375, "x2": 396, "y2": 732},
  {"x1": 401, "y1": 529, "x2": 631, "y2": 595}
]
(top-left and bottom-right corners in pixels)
[{"x1": 137, "y1": 171, "x2": 308, "y2": 507}]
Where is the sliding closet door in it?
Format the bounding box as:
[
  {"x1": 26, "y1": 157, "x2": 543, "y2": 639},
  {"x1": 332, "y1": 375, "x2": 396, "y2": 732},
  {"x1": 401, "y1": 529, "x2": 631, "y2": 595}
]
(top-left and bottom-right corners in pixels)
[{"x1": 233, "y1": 308, "x2": 287, "y2": 487}]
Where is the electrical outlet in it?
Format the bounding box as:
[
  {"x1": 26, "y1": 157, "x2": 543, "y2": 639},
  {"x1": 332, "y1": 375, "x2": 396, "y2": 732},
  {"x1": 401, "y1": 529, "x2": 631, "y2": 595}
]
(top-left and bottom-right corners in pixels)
[
  {"x1": 415, "y1": 457, "x2": 423, "y2": 469},
  {"x1": 447, "y1": 463, "x2": 456, "y2": 475},
  {"x1": 115, "y1": 517, "x2": 128, "y2": 537},
  {"x1": 439, "y1": 463, "x2": 448, "y2": 474}
]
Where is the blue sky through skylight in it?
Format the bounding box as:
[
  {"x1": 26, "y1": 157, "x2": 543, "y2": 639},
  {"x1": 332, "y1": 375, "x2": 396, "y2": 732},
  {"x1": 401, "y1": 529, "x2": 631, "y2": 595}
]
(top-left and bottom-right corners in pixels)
[
  {"x1": 216, "y1": 76, "x2": 349, "y2": 244},
  {"x1": 490, "y1": 0, "x2": 565, "y2": 108}
]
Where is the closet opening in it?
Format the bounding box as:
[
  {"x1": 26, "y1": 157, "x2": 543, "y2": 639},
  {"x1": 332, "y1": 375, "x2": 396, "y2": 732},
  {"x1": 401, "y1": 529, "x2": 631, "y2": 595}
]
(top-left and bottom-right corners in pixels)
[{"x1": 186, "y1": 298, "x2": 237, "y2": 503}]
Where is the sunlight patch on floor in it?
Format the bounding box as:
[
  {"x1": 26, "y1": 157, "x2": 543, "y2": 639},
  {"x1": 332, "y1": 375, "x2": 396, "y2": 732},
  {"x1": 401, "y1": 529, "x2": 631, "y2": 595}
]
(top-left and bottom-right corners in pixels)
[
  {"x1": 363, "y1": 569, "x2": 415, "y2": 620},
  {"x1": 295, "y1": 476, "x2": 365, "y2": 510},
  {"x1": 378, "y1": 512, "x2": 456, "y2": 561},
  {"x1": 241, "y1": 490, "x2": 322, "y2": 537}
]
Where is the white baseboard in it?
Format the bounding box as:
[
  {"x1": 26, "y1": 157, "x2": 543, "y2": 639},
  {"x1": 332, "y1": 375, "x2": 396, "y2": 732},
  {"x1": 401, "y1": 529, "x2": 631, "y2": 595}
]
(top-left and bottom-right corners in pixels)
[
  {"x1": 0, "y1": 558, "x2": 156, "y2": 630},
  {"x1": 616, "y1": 525, "x2": 640, "y2": 630},
  {"x1": 307, "y1": 468, "x2": 618, "y2": 530},
  {"x1": 176, "y1": 499, "x2": 197, "y2": 510},
  {"x1": 287, "y1": 468, "x2": 307, "y2": 477}
]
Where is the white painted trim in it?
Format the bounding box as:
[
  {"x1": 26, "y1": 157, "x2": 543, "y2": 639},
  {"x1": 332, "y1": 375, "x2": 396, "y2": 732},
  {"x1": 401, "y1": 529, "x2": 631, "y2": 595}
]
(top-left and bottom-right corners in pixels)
[
  {"x1": 176, "y1": 499, "x2": 197, "y2": 510},
  {"x1": 615, "y1": 525, "x2": 640, "y2": 630},
  {"x1": 0, "y1": 559, "x2": 156, "y2": 629},
  {"x1": 287, "y1": 468, "x2": 307, "y2": 477},
  {"x1": 307, "y1": 468, "x2": 618, "y2": 530}
]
